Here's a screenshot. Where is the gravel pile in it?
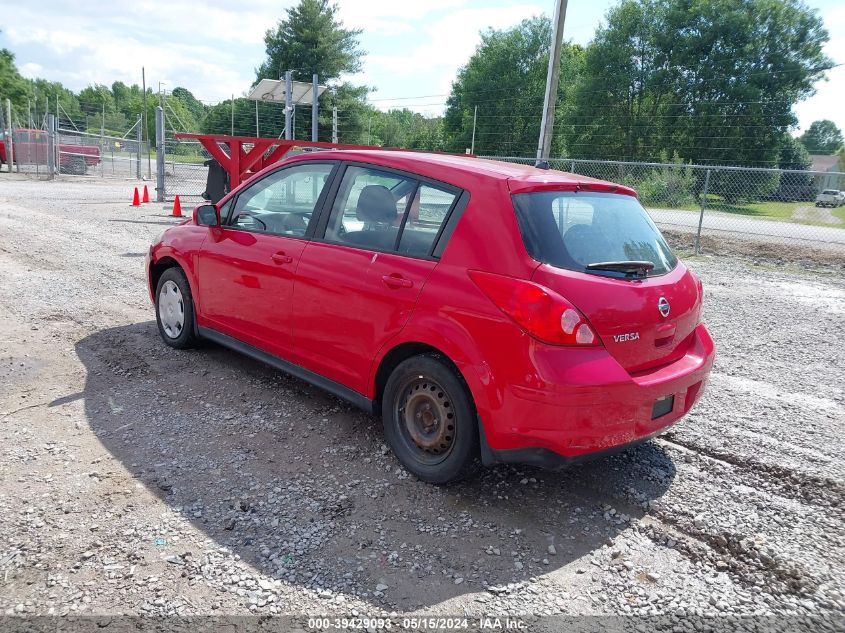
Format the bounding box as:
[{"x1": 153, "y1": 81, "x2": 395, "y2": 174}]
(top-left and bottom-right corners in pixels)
[{"x1": 0, "y1": 175, "x2": 842, "y2": 623}]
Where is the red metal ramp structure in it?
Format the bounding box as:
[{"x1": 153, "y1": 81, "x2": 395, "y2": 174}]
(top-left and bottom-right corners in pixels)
[{"x1": 174, "y1": 134, "x2": 383, "y2": 190}]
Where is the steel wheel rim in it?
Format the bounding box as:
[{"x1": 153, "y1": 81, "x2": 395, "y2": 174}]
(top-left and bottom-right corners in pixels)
[
  {"x1": 158, "y1": 280, "x2": 184, "y2": 339},
  {"x1": 395, "y1": 376, "x2": 456, "y2": 466}
]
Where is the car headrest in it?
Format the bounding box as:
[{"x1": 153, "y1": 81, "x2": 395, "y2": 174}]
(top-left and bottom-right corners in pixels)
[
  {"x1": 356, "y1": 185, "x2": 398, "y2": 223},
  {"x1": 563, "y1": 224, "x2": 598, "y2": 265}
]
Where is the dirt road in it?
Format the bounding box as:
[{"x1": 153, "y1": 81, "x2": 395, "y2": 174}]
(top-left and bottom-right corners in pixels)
[{"x1": 0, "y1": 176, "x2": 842, "y2": 625}]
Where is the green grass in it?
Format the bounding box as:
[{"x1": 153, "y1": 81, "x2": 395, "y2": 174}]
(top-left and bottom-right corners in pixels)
[
  {"x1": 649, "y1": 195, "x2": 845, "y2": 228},
  {"x1": 147, "y1": 151, "x2": 208, "y2": 165},
  {"x1": 705, "y1": 197, "x2": 802, "y2": 219}
]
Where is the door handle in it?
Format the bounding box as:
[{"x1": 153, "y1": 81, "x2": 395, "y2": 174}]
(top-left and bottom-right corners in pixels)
[
  {"x1": 382, "y1": 274, "x2": 413, "y2": 289},
  {"x1": 383, "y1": 274, "x2": 413, "y2": 288},
  {"x1": 271, "y1": 252, "x2": 293, "y2": 264}
]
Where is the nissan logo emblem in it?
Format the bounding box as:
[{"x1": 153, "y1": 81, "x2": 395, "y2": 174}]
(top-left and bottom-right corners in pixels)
[{"x1": 658, "y1": 297, "x2": 670, "y2": 318}]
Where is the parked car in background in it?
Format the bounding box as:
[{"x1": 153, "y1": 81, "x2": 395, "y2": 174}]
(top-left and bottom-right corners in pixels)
[
  {"x1": 0, "y1": 128, "x2": 101, "y2": 174},
  {"x1": 146, "y1": 151, "x2": 715, "y2": 483},
  {"x1": 815, "y1": 189, "x2": 845, "y2": 207}
]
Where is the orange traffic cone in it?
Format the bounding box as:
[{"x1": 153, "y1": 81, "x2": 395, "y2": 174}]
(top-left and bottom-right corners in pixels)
[
  {"x1": 131, "y1": 187, "x2": 140, "y2": 206},
  {"x1": 142, "y1": 185, "x2": 150, "y2": 203},
  {"x1": 172, "y1": 195, "x2": 182, "y2": 217}
]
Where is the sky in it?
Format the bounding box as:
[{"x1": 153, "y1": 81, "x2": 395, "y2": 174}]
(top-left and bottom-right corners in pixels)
[{"x1": 1, "y1": 0, "x2": 843, "y2": 134}]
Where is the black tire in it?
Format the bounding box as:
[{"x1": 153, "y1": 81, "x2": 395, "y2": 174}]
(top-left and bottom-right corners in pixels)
[
  {"x1": 59, "y1": 157, "x2": 85, "y2": 175},
  {"x1": 154, "y1": 267, "x2": 198, "y2": 349},
  {"x1": 382, "y1": 354, "x2": 480, "y2": 484},
  {"x1": 72, "y1": 157, "x2": 87, "y2": 175}
]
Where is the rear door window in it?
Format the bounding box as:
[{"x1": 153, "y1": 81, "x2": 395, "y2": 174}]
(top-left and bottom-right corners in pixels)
[
  {"x1": 322, "y1": 165, "x2": 458, "y2": 258},
  {"x1": 324, "y1": 166, "x2": 415, "y2": 249}
]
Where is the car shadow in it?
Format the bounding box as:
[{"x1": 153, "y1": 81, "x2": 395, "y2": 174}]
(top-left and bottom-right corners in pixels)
[{"x1": 75, "y1": 322, "x2": 676, "y2": 611}]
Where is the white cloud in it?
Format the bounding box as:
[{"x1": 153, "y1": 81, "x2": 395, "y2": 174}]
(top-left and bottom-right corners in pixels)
[
  {"x1": 3, "y1": 0, "x2": 840, "y2": 131},
  {"x1": 793, "y1": 4, "x2": 845, "y2": 134},
  {"x1": 361, "y1": 4, "x2": 543, "y2": 112},
  {"x1": 366, "y1": 6, "x2": 542, "y2": 75},
  {"x1": 18, "y1": 62, "x2": 44, "y2": 78}
]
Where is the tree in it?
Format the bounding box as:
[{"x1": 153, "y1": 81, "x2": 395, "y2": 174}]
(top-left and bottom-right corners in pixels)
[
  {"x1": 78, "y1": 84, "x2": 116, "y2": 116},
  {"x1": 27, "y1": 78, "x2": 81, "y2": 126},
  {"x1": 171, "y1": 87, "x2": 206, "y2": 123},
  {"x1": 443, "y1": 17, "x2": 584, "y2": 156},
  {"x1": 256, "y1": 0, "x2": 362, "y2": 81},
  {"x1": 253, "y1": 0, "x2": 366, "y2": 141},
  {"x1": 775, "y1": 134, "x2": 813, "y2": 200},
  {"x1": 0, "y1": 43, "x2": 31, "y2": 109},
  {"x1": 566, "y1": 0, "x2": 830, "y2": 172},
  {"x1": 203, "y1": 98, "x2": 255, "y2": 137},
  {"x1": 799, "y1": 120, "x2": 843, "y2": 154}
]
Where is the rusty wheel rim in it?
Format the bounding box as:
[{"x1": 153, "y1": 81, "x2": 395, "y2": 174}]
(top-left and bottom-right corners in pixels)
[{"x1": 396, "y1": 376, "x2": 456, "y2": 465}]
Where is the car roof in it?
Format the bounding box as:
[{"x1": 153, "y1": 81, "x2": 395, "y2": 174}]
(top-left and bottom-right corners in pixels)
[{"x1": 283, "y1": 149, "x2": 637, "y2": 196}]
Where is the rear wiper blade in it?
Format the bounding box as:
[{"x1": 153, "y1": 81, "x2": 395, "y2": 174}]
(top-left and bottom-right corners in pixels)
[{"x1": 585, "y1": 261, "x2": 655, "y2": 276}]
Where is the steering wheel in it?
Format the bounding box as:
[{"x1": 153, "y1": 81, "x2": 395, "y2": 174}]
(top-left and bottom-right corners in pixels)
[{"x1": 236, "y1": 213, "x2": 267, "y2": 231}]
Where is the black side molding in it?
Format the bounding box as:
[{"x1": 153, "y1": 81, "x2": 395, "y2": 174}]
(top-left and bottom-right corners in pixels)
[{"x1": 197, "y1": 327, "x2": 376, "y2": 414}]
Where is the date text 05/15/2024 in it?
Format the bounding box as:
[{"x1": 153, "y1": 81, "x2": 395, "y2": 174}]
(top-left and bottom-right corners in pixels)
[{"x1": 306, "y1": 616, "x2": 527, "y2": 630}]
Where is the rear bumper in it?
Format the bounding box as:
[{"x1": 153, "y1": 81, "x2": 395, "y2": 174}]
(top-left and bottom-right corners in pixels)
[
  {"x1": 479, "y1": 323, "x2": 715, "y2": 465},
  {"x1": 481, "y1": 431, "x2": 662, "y2": 469}
]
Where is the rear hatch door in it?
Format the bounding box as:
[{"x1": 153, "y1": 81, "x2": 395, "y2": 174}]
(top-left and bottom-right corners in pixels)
[
  {"x1": 511, "y1": 184, "x2": 701, "y2": 373},
  {"x1": 532, "y1": 263, "x2": 700, "y2": 372}
]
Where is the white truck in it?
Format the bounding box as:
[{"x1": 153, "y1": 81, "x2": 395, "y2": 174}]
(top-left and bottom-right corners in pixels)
[{"x1": 815, "y1": 189, "x2": 845, "y2": 207}]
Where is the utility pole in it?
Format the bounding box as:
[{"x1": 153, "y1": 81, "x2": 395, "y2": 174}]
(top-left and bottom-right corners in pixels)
[
  {"x1": 284, "y1": 70, "x2": 292, "y2": 140},
  {"x1": 142, "y1": 66, "x2": 151, "y2": 179},
  {"x1": 231, "y1": 94, "x2": 234, "y2": 136},
  {"x1": 311, "y1": 74, "x2": 319, "y2": 142},
  {"x1": 101, "y1": 102, "x2": 105, "y2": 177},
  {"x1": 5, "y1": 99, "x2": 13, "y2": 173},
  {"x1": 136, "y1": 114, "x2": 142, "y2": 179},
  {"x1": 332, "y1": 107, "x2": 338, "y2": 144},
  {"x1": 255, "y1": 101, "x2": 259, "y2": 137},
  {"x1": 155, "y1": 106, "x2": 165, "y2": 202},
  {"x1": 159, "y1": 82, "x2": 167, "y2": 144},
  {"x1": 471, "y1": 105, "x2": 478, "y2": 154},
  {"x1": 536, "y1": 0, "x2": 568, "y2": 164}
]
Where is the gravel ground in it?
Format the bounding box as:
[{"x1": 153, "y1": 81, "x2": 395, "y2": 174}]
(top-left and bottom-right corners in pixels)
[{"x1": 0, "y1": 175, "x2": 843, "y2": 625}]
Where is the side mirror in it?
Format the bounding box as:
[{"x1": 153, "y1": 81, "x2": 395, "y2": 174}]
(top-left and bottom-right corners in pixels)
[{"x1": 194, "y1": 204, "x2": 219, "y2": 227}]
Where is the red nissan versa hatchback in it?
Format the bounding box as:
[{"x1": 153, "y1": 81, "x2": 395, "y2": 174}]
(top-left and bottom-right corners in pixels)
[{"x1": 146, "y1": 151, "x2": 714, "y2": 483}]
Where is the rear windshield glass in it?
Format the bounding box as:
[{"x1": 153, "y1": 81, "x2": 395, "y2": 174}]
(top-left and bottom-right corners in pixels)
[{"x1": 512, "y1": 191, "x2": 677, "y2": 277}]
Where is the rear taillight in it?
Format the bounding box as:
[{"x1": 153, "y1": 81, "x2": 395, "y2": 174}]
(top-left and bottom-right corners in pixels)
[{"x1": 468, "y1": 270, "x2": 600, "y2": 346}]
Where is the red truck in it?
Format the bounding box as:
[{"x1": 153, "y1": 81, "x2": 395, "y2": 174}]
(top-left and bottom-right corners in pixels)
[{"x1": 0, "y1": 128, "x2": 101, "y2": 174}]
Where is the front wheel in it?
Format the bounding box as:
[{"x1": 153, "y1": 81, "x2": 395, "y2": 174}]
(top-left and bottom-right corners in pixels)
[
  {"x1": 382, "y1": 355, "x2": 479, "y2": 484},
  {"x1": 155, "y1": 267, "x2": 198, "y2": 349}
]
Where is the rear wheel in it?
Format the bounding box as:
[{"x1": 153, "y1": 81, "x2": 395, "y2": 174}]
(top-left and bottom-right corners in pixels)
[
  {"x1": 382, "y1": 355, "x2": 479, "y2": 484},
  {"x1": 155, "y1": 267, "x2": 198, "y2": 349},
  {"x1": 59, "y1": 156, "x2": 86, "y2": 175}
]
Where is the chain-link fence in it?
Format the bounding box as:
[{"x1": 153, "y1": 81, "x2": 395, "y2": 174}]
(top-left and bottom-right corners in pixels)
[
  {"x1": 486, "y1": 156, "x2": 845, "y2": 255},
  {"x1": 155, "y1": 98, "x2": 214, "y2": 201},
  {"x1": 56, "y1": 128, "x2": 148, "y2": 179},
  {"x1": 162, "y1": 137, "x2": 213, "y2": 202},
  {"x1": 1, "y1": 108, "x2": 149, "y2": 180}
]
